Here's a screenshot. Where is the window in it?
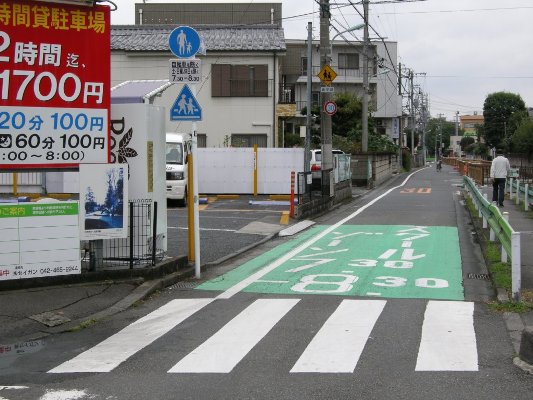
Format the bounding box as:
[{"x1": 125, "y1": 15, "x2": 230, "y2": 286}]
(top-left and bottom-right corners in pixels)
[
  {"x1": 231, "y1": 134, "x2": 268, "y2": 148},
  {"x1": 301, "y1": 57, "x2": 308, "y2": 75},
  {"x1": 338, "y1": 53, "x2": 359, "y2": 70},
  {"x1": 197, "y1": 134, "x2": 207, "y2": 148},
  {"x1": 212, "y1": 64, "x2": 269, "y2": 97}
]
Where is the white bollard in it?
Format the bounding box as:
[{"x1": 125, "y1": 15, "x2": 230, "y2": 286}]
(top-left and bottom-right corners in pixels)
[
  {"x1": 490, "y1": 227, "x2": 496, "y2": 242},
  {"x1": 516, "y1": 180, "x2": 521, "y2": 205},
  {"x1": 511, "y1": 231, "x2": 521, "y2": 302},
  {"x1": 509, "y1": 178, "x2": 513, "y2": 200},
  {"x1": 501, "y1": 212, "x2": 509, "y2": 263}
]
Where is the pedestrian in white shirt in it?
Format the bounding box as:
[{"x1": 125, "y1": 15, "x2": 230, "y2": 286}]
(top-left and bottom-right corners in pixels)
[{"x1": 490, "y1": 150, "x2": 511, "y2": 207}]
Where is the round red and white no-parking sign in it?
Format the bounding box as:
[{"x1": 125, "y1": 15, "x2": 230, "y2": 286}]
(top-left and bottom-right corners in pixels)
[{"x1": 324, "y1": 101, "x2": 337, "y2": 116}]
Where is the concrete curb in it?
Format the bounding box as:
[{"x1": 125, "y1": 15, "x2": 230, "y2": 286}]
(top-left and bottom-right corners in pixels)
[{"x1": 42, "y1": 266, "x2": 198, "y2": 337}]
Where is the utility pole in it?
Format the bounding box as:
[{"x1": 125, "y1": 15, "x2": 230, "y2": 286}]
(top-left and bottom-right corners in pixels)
[
  {"x1": 398, "y1": 62, "x2": 402, "y2": 168},
  {"x1": 361, "y1": 0, "x2": 369, "y2": 152},
  {"x1": 409, "y1": 69, "x2": 414, "y2": 156},
  {"x1": 455, "y1": 111, "x2": 459, "y2": 137},
  {"x1": 437, "y1": 113, "x2": 444, "y2": 160},
  {"x1": 304, "y1": 21, "x2": 312, "y2": 172},
  {"x1": 319, "y1": 0, "x2": 333, "y2": 182}
]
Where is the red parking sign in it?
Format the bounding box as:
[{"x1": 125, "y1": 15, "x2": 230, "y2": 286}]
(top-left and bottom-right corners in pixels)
[{"x1": 0, "y1": 0, "x2": 110, "y2": 169}]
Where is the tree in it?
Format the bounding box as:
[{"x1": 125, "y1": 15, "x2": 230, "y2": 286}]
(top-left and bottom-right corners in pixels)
[
  {"x1": 510, "y1": 118, "x2": 533, "y2": 158},
  {"x1": 482, "y1": 91, "x2": 526, "y2": 150},
  {"x1": 425, "y1": 117, "x2": 458, "y2": 156},
  {"x1": 84, "y1": 187, "x2": 97, "y2": 213},
  {"x1": 460, "y1": 136, "x2": 475, "y2": 152}
]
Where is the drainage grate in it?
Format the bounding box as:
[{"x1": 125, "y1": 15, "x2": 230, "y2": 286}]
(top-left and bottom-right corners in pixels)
[
  {"x1": 168, "y1": 281, "x2": 199, "y2": 290},
  {"x1": 466, "y1": 273, "x2": 490, "y2": 280}
]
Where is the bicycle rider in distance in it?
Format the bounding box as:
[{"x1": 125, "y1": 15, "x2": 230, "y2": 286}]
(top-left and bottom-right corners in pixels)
[{"x1": 436, "y1": 158, "x2": 442, "y2": 172}]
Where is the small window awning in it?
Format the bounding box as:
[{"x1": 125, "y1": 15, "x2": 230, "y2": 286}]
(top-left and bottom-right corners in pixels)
[{"x1": 111, "y1": 80, "x2": 174, "y2": 104}]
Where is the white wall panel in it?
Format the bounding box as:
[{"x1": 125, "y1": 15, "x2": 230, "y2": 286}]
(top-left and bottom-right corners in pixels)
[{"x1": 197, "y1": 148, "x2": 304, "y2": 194}]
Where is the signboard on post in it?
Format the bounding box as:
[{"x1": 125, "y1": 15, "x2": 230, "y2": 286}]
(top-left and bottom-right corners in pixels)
[
  {"x1": 168, "y1": 26, "x2": 201, "y2": 59},
  {"x1": 0, "y1": 0, "x2": 111, "y2": 169},
  {"x1": 169, "y1": 59, "x2": 201, "y2": 84},
  {"x1": 324, "y1": 101, "x2": 337, "y2": 116},
  {"x1": 317, "y1": 65, "x2": 337, "y2": 86},
  {"x1": 0, "y1": 201, "x2": 81, "y2": 280},
  {"x1": 170, "y1": 85, "x2": 202, "y2": 121}
]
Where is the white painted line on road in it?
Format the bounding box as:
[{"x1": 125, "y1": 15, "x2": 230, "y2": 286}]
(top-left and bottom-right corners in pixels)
[
  {"x1": 216, "y1": 169, "x2": 427, "y2": 299},
  {"x1": 49, "y1": 298, "x2": 213, "y2": 373},
  {"x1": 39, "y1": 389, "x2": 88, "y2": 400},
  {"x1": 0, "y1": 387, "x2": 28, "y2": 390},
  {"x1": 415, "y1": 301, "x2": 478, "y2": 371},
  {"x1": 169, "y1": 298, "x2": 299, "y2": 373},
  {"x1": 290, "y1": 300, "x2": 386, "y2": 373}
]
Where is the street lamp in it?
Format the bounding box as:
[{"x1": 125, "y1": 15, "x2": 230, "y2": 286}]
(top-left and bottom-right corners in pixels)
[{"x1": 331, "y1": 23, "x2": 365, "y2": 41}]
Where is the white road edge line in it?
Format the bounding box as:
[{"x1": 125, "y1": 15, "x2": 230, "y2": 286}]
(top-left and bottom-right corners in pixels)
[{"x1": 216, "y1": 169, "x2": 427, "y2": 299}]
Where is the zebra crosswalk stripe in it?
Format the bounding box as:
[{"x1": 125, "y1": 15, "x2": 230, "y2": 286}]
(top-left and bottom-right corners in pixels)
[
  {"x1": 47, "y1": 298, "x2": 479, "y2": 374},
  {"x1": 168, "y1": 298, "x2": 299, "y2": 373},
  {"x1": 49, "y1": 298, "x2": 213, "y2": 373},
  {"x1": 415, "y1": 301, "x2": 478, "y2": 371},
  {"x1": 290, "y1": 299, "x2": 386, "y2": 373}
]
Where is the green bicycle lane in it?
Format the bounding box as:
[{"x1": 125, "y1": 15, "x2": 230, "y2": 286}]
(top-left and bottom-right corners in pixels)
[{"x1": 197, "y1": 224, "x2": 464, "y2": 300}]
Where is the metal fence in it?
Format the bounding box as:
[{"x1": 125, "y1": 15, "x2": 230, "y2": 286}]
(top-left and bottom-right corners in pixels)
[
  {"x1": 82, "y1": 201, "x2": 165, "y2": 271},
  {"x1": 463, "y1": 176, "x2": 521, "y2": 301}
]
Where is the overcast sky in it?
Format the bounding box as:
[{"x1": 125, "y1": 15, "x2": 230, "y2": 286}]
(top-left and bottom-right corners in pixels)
[{"x1": 110, "y1": 0, "x2": 533, "y2": 121}]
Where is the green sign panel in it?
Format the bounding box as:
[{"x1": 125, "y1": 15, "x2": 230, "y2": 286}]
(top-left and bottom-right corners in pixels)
[
  {"x1": 198, "y1": 225, "x2": 464, "y2": 300},
  {"x1": 0, "y1": 202, "x2": 78, "y2": 218}
]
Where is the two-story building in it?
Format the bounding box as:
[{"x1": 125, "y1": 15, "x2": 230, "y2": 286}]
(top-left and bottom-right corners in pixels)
[
  {"x1": 111, "y1": 23, "x2": 285, "y2": 148},
  {"x1": 278, "y1": 38, "x2": 401, "y2": 142}
]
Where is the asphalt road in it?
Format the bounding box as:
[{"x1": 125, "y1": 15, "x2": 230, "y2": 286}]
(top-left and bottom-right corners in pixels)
[
  {"x1": 166, "y1": 196, "x2": 291, "y2": 264},
  {"x1": 2, "y1": 165, "x2": 533, "y2": 400}
]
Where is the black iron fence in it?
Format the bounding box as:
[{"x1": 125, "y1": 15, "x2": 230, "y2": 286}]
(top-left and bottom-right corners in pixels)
[
  {"x1": 82, "y1": 201, "x2": 165, "y2": 271},
  {"x1": 297, "y1": 169, "x2": 333, "y2": 206}
]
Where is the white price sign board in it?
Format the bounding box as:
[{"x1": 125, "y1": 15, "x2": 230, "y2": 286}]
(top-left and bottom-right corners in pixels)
[
  {"x1": 169, "y1": 59, "x2": 202, "y2": 84},
  {"x1": 0, "y1": 201, "x2": 81, "y2": 280}
]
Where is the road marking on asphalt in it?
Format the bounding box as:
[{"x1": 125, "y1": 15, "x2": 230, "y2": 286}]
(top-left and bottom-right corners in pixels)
[
  {"x1": 290, "y1": 300, "x2": 386, "y2": 373},
  {"x1": 168, "y1": 299, "x2": 299, "y2": 373},
  {"x1": 214, "y1": 169, "x2": 427, "y2": 300},
  {"x1": 49, "y1": 298, "x2": 213, "y2": 373},
  {"x1": 415, "y1": 301, "x2": 478, "y2": 371}
]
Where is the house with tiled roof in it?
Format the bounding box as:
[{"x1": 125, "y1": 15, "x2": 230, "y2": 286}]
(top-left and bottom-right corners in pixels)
[{"x1": 111, "y1": 23, "x2": 286, "y2": 147}]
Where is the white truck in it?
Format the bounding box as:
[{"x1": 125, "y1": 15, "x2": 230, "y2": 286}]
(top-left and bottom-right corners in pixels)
[{"x1": 166, "y1": 133, "x2": 190, "y2": 206}]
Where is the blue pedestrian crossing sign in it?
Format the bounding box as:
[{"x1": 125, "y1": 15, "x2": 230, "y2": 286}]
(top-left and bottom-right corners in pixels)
[
  {"x1": 169, "y1": 26, "x2": 201, "y2": 59},
  {"x1": 170, "y1": 85, "x2": 202, "y2": 121}
]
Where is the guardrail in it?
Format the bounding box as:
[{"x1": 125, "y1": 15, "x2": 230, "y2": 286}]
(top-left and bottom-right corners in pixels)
[
  {"x1": 463, "y1": 176, "x2": 521, "y2": 301},
  {"x1": 509, "y1": 178, "x2": 533, "y2": 211}
]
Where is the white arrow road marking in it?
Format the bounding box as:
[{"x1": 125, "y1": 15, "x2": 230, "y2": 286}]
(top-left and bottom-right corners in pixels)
[{"x1": 216, "y1": 169, "x2": 427, "y2": 299}]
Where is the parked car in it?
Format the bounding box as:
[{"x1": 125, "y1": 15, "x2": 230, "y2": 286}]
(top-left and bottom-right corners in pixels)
[
  {"x1": 310, "y1": 149, "x2": 345, "y2": 178},
  {"x1": 166, "y1": 133, "x2": 191, "y2": 207}
]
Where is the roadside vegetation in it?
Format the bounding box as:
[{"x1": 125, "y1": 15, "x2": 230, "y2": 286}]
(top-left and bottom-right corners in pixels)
[{"x1": 465, "y1": 197, "x2": 533, "y2": 312}]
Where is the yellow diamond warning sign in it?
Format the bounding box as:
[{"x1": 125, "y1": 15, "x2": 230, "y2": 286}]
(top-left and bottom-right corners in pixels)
[{"x1": 317, "y1": 65, "x2": 337, "y2": 86}]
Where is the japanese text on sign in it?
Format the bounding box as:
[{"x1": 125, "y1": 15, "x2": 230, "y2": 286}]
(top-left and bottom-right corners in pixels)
[
  {"x1": 169, "y1": 59, "x2": 201, "y2": 84},
  {"x1": 0, "y1": 1, "x2": 110, "y2": 169},
  {"x1": 0, "y1": 3, "x2": 106, "y2": 33}
]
